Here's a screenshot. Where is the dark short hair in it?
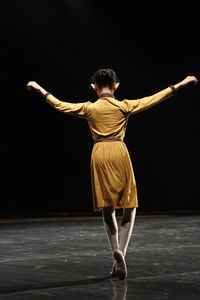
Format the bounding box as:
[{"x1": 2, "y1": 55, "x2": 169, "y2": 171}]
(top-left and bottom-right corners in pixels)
[{"x1": 91, "y1": 68, "x2": 119, "y2": 89}]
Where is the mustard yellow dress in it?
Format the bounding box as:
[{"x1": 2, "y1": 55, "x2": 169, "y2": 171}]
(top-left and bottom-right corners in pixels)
[{"x1": 45, "y1": 87, "x2": 173, "y2": 211}]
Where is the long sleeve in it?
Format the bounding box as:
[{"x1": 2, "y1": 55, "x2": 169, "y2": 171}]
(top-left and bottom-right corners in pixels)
[
  {"x1": 45, "y1": 94, "x2": 91, "y2": 118},
  {"x1": 123, "y1": 87, "x2": 173, "y2": 115}
]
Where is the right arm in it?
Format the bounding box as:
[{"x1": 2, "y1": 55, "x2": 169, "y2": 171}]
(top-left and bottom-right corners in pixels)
[{"x1": 26, "y1": 81, "x2": 91, "y2": 117}]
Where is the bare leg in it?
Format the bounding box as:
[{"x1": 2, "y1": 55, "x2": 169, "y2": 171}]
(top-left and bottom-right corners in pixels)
[
  {"x1": 102, "y1": 206, "x2": 119, "y2": 253},
  {"x1": 119, "y1": 207, "x2": 136, "y2": 257},
  {"x1": 102, "y1": 206, "x2": 136, "y2": 280}
]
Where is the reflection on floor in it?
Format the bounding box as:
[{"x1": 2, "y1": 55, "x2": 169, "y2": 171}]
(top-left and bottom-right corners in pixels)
[{"x1": 0, "y1": 214, "x2": 200, "y2": 299}]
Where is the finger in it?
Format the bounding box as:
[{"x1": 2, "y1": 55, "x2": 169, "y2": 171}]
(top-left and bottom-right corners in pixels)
[{"x1": 193, "y1": 79, "x2": 198, "y2": 85}]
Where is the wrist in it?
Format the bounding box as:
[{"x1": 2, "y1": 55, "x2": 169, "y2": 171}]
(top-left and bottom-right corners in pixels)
[
  {"x1": 169, "y1": 85, "x2": 176, "y2": 92},
  {"x1": 173, "y1": 83, "x2": 182, "y2": 90},
  {"x1": 44, "y1": 92, "x2": 50, "y2": 98},
  {"x1": 172, "y1": 81, "x2": 185, "y2": 92},
  {"x1": 39, "y1": 87, "x2": 48, "y2": 97}
]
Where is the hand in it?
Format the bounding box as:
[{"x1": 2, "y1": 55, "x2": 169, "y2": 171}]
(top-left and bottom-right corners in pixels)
[
  {"x1": 173, "y1": 76, "x2": 198, "y2": 91},
  {"x1": 26, "y1": 81, "x2": 42, "y2": 92},
  {"x1": 26, "y1": 81, "x2": 48, "y2": 96},
  {"x1": 180, "y1": 76, "x2": 198, "y2": 87}
]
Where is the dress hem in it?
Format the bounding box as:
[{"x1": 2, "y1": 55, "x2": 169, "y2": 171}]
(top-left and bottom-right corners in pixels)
[{"x1": 94, "y1": 204, "x2": 138, "y2": 212}]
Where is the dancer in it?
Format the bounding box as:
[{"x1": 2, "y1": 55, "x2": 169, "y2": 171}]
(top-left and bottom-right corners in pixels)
[{"x1": 26, "y1": 69, "x2": 198, "y2": 280}]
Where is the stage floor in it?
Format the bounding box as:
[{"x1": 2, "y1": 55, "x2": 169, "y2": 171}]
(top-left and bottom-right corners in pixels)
[{"x1": 0, "y1": 214, "x2": 199, "y2": 299}]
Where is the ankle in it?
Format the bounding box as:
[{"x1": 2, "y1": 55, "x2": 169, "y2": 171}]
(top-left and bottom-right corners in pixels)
[
  {"x1": 114, "y1": 248, "x2": 124, "y2": 256},
  {"x1": 118, "y1": 248, "x2": 125, "y2": 256}
]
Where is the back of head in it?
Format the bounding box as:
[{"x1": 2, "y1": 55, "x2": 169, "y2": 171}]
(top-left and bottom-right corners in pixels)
[{"x1": 91, "y1": 68, "x2": 119, "y2": 89}]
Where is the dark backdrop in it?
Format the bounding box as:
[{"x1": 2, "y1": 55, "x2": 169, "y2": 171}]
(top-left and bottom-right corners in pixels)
[{"x1": 1, "y1": 1, "x2": 199, "y2": 216}]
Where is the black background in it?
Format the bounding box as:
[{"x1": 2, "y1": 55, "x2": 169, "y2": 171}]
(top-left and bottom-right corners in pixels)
[{"x1": 1, "y1": 0, "x2": 199, "y2": 216}]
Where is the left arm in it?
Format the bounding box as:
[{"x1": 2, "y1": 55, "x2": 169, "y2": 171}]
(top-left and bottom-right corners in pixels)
[
  {"x1": 124, "y1": 87, "x2": 173, "y2": 115},
  {"x1": 123, "y1": 76, "x2": 198, "y2": 115}
]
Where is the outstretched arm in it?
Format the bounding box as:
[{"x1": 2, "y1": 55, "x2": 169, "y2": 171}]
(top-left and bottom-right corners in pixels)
[
  {"x1": 26, "y1": 81, "x2": 91, "y2": 117},
  {"x1": 124, "y1": 76, "x2": 198, "y2": 115}
]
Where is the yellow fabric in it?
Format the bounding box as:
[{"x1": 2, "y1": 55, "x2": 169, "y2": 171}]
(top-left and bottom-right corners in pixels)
[{"x1": 46, "y1": 87, "x2": 173, "y2": 211}]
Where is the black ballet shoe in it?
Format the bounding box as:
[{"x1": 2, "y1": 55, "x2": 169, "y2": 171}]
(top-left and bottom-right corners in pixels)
[
  {"x1": 110, "y1": 261, "x2": 117, "y2": 277},
  {"x1": 113, "y1": 249, "x2": 127, "y2": 280}
]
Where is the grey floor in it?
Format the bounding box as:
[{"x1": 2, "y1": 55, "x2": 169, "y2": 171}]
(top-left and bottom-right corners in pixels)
[{"x1": 0, "y1": 214, "x2": 200, "y2": 299}]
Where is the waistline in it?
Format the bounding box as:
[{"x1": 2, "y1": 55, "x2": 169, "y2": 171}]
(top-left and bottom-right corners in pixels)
[{"x1": 94, "y1": 136, "x2": 124, "y2": 143}]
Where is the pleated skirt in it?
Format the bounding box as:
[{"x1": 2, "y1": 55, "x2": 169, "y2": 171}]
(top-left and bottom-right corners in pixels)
[{"x1": 91, "y1": 141, "x2": 138, "y2": 211}]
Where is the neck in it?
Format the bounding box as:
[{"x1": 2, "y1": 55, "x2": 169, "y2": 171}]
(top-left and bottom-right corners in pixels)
[{"x1": 97, "y1": 87, "x2": 114, "y2": 97}]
